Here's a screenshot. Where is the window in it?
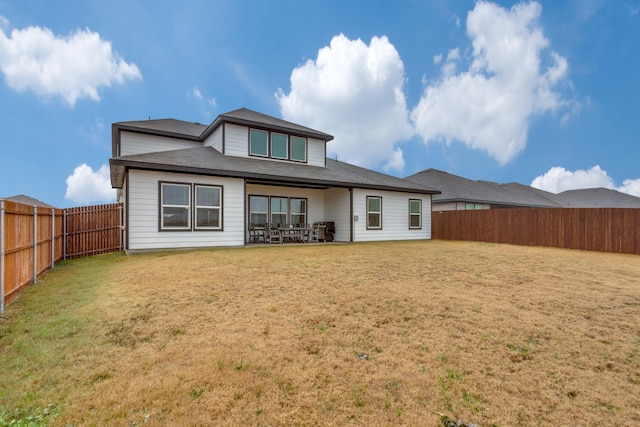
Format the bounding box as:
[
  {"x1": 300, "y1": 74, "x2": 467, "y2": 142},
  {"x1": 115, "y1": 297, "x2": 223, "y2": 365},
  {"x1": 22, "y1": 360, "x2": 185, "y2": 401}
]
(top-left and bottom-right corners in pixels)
[
  {"x1": 291, "y1": 198, "x2": 307, "y2": 225},
  {"x1": 367, "y1": 196, "x2": 382, "y2": 229},
  {"x1": 249, "y1": 128, "x2": 307, "y2": 163},
  {"x1": 161, "y1": 183, "x2": 190, "y2": 230},
  {"x1": 250, "y1": 129, "x2": 268, "y2": 156},
  {"x1": 409, "y1": 199, "x2": 422, "y2": 229},
  {"x1": 271, "y1": 197, "x2": 288, "y2": 226},
  {"x1": 249, "y1": 196, "x2": 268, "y2": 226},
  {"x1": 290, "y1": 136, "x2": 307, "y2": 162},
  {"x1": 271, "y1": 133, "x2": 288, "y2": 159},
  {"x1": 195, "y1": 185, "x2": 222, "y2": 229},
  {"x1": 465, "y1": 203, "x2": 484, "y2": 210}
]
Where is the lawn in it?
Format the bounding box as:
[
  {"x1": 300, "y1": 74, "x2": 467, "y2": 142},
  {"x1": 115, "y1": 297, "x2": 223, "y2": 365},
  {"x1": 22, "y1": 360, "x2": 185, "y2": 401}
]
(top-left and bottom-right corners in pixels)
[{"x1": 0, "y1": 240, "x2": 639, "y2": 426}]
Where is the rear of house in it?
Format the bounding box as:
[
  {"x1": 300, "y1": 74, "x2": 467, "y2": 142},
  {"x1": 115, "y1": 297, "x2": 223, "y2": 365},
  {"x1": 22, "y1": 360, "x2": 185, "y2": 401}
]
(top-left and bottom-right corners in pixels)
[{"x1": 109, "y1": 108, "x2": 439, "y2": 251}]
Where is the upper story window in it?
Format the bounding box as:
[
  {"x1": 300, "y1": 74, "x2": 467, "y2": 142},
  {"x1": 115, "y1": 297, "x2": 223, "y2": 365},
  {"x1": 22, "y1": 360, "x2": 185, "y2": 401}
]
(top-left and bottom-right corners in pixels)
[
  {"x1": 250, "y1": 129, "x2": 268, "y2": 157},
  {"x1": 290, "y1": 136, "x2": 307, "y2": 162},
  {"x1": 271, "y1": 133, "x2": 288, "y2": 159},
  {"x1": 249, "y1": 128, "x2": 307, "y2": 163}
]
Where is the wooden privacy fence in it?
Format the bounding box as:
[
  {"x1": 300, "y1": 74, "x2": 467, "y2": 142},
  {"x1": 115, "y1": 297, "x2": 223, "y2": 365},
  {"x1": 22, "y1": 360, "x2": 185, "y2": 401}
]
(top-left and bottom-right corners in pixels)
[
  {"x1": 432, "y1": 208, "x2": 640, "y2": 255},
  {"x1": 1, "y1": 201, "x2": 123, "y2": 312}
]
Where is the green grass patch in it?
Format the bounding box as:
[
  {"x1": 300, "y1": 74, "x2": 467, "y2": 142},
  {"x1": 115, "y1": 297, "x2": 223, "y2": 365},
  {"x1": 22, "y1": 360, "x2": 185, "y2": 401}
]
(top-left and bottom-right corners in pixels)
[{"x1": 0, "y1": 253, "x2": 123, "y2": 419}]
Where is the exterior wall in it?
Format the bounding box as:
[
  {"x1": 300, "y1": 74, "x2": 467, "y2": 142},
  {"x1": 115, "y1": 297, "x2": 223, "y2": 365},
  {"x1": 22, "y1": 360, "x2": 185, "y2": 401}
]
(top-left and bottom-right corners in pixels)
[
  {"x1": 245, "y1": 184, "x2": 326, "y2": 241},
  {"x1": 352, "y1": 189, "x2": 432, "y2": 242},
  {"x1": 203, "y1": 126, "x2": 223, "y2": 152},
  {"x1": 307, "y1": 137, "x2": 326, "y2": 167},
  {"x1": 222, "y1": 124, "x2": 327, "y2": 167},
  {"x1": 120, "y1": 131, "x2": 201, "y2": 156},
  {"x1": 223, "y1": 123, "x2": 247, "y2": 157},
  {"x1": 323, "y1": 188, "x2": 351, "y2": 242},
  {"x1": 127, "y1": 170, "x2": 245, "y2": 250}
]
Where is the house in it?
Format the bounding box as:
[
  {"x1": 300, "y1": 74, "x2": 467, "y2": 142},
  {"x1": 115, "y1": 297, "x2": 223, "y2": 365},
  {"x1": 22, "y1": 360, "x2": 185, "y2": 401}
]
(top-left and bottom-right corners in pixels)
[
  {"x1": 405, "y1": 169, "x2": 640, "y2": 211},
  {"x1": 405, "y1": 169, "x2": 559, "y2": 211},
  {"x1": 109, "y1": 108, "x2": 440, "y2": 251}
]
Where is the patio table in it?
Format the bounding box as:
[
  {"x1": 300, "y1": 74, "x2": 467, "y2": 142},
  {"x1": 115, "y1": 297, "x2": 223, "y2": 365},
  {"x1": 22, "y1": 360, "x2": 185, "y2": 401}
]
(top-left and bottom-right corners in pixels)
[{"x1": 278, "y1": 226, "x2": 313, "y2": 243}]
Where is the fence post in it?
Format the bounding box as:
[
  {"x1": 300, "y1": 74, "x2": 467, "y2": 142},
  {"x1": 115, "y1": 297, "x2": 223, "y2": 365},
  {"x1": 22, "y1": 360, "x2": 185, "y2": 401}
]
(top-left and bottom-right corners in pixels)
[
  {"x1": 33, "y1": 205, "x2": 38, "y2": 284},
  {"x1": 119, "y1": 203, "x2": 123, "y2": 251},
  {"x1": 63, "y1": 209, "x2": 67, "y2": 260},
  {"x1": 1, "y1": 200, "x2": 5, "y2": 314},
  {"x1": 51, "y1": 208, "x2": 55, "y2": 269}
]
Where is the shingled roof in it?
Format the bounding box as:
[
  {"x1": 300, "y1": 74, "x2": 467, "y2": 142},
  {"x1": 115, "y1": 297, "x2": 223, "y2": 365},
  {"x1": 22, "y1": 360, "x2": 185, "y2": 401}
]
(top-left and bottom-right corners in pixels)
[
  {"x1": 405, "y1": 169, "x2": 559, "y2": 207},
  {"x1": 405, "y1": 168, "x2": 640, "y2": 208},
  {"x1": 110, "y1": 146, "x2": 440, "y2": 195}
]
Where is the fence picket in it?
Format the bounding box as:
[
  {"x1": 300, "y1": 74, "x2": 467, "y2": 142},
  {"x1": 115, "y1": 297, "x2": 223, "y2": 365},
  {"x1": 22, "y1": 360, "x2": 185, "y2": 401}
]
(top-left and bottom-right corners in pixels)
[
  {"x1": 1, "y1": 201, "x2": 123, "y2": 311},
  {"x1": 432, "y1": 208, "x2": 640, "y2": 255}
]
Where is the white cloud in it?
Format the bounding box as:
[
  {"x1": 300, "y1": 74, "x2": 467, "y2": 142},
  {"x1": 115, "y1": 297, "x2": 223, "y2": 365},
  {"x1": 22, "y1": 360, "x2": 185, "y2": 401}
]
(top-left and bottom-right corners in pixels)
[
  {"x1": 0, "y1": 18, "x2": 141, "y2": 107},
  {"x1": 433, "y1": 53, "x2": 443, "y2": 64},
  {"x1": 190, "y1": 86, "x2": 203, "y2": 100},
  {"x1": 530, "y1": 165, "x2": 640, "y2": 197},
  {"x1": 411, "y1": 1, "x2": 575, "y2": 164},
  {"x1": 619, "y1": 179, "x2": 640, "y2": 197},
  {"x1": 276, "y1": 34, "x2": 412, "y2": 172},
  {"x1": 531, "y1": 166, "x2": 614, "y2": 193},
  {"x1": 65, "y1": 164, "x2": 116, "y2": 204}
]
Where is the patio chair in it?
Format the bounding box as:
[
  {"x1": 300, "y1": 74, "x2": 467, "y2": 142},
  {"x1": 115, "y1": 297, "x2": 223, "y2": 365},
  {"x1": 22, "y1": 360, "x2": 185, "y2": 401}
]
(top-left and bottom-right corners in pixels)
[
  {"x1": 265, "y1": 224, "x2": 282, "y2": 244},
  {"x1": 249, "y1": 223, "x2": 266, "y2": 243},
  {"x1": 306, "y1": 224, "x2": 319, "y2": 243}
]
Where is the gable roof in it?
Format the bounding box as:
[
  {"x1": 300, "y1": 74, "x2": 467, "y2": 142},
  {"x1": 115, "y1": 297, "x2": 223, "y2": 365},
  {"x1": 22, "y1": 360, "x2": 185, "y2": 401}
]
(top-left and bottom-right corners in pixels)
[
  {"x1": 555, "y1": 187, "x2": 640, "y2": 208},
  {"x1": 112, "y1": 108, "x2": 334, "y2": 157},
  {"x1": 204, "y1": 108, "x2": 334, "y2": 142},
  {"x1": 405, "y1": 168, "x2": 640, "y2": 208},
  {"x1": 405, "y1": 169, "x2": 559, "y2": 208},
  {"x1": 110, "y1": 147, "x2": 440, "y2": 195}
]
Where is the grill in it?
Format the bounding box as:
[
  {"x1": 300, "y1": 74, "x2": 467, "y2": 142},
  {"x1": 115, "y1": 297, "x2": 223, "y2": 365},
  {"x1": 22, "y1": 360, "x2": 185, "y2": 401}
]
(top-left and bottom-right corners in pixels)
[{"x1": 313, "y1": 221, "x2": 335, "y2": 242}]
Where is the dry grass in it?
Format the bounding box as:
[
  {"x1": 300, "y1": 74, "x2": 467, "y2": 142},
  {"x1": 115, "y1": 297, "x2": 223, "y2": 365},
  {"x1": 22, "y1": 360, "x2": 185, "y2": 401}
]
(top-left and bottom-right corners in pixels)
[{"x1": 1, "y1": 240, "x2": 639, "y2": 426}]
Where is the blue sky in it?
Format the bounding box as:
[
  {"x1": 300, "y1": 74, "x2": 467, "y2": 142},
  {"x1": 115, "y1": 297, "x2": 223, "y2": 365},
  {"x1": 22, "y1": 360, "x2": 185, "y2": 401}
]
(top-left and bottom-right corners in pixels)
[{"x1": 1, "y1": 0, "x2": 639, "y2": 207}]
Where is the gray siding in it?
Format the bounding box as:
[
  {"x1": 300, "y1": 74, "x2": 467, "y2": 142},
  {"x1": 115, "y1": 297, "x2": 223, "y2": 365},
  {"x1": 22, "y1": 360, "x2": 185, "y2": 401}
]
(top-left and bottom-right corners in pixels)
[
  {"x1": 204, "y1": 126, "x2": 223, "y2": 152},
  {"x1": 120, "y1": 131, "x2": 201, "y2": 155},
  {"x1": 352, "y1": 189, "x2": 431, "y2": 242},
  {"x1": 323, "y1": 188, "x2": 351, "y2": 242},
  {"x1": 307, "y1": 137, "x2": 326, "y2": 167},
  {"x1": 127, "y1": 170, "x2": 245, "y2": 250}
]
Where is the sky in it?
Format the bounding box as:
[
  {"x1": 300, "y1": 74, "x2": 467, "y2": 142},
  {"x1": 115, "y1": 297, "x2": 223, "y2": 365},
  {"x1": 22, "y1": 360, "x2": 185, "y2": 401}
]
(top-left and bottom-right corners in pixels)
[{"x1": 1, "y1": 0, "x2": 639, "y2": 208}]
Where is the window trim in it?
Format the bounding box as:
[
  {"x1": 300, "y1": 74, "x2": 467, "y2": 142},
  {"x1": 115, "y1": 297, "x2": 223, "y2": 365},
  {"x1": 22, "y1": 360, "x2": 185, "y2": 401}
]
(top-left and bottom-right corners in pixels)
[
  {"x1": 194, "y1": 184, "x2": 223, "y2": 231},
  {"x1": 366, "y1": 196, "x2": 382, "y2": 230},
  {"x1": 290, "y1": 135, "x2": 307, "y2": 163},
  {"x1": 270, "y1": 132, "x2": 289, "y2": 160},
  {"x1": 159, "y1": 181, "x2": 191, "y2": 231},
  {"x1": 249, "y1": 128, "x2": 269, "y2": 157},
  {"x1": 248, "y1": 127, "x2": 308, "y2": 163},
  {"x1": 290, "y1": 197, "x2": 308, "y2": 226},
  {"x1": 409, "y1": 199, "x2": 422, "y2": 230}
]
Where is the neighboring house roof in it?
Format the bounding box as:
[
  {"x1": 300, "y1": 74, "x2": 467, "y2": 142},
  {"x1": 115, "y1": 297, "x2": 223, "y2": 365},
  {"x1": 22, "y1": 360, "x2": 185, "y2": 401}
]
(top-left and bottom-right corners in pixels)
[
  {"x1": 405, "y1": 169, "x2": 559, "y2": 208},
  {"x1": 405, "y1": 168, "x2": 640, "y2": 208},
  {"x1": 555, "y1": 188, "x2": 640, "y2": 208},
  {"x1": 110, "y1": 146, "x2": 440, "y2": 195},
  {"x1": 1, "y1": 194, "x2": 56, "y2": 208}
]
